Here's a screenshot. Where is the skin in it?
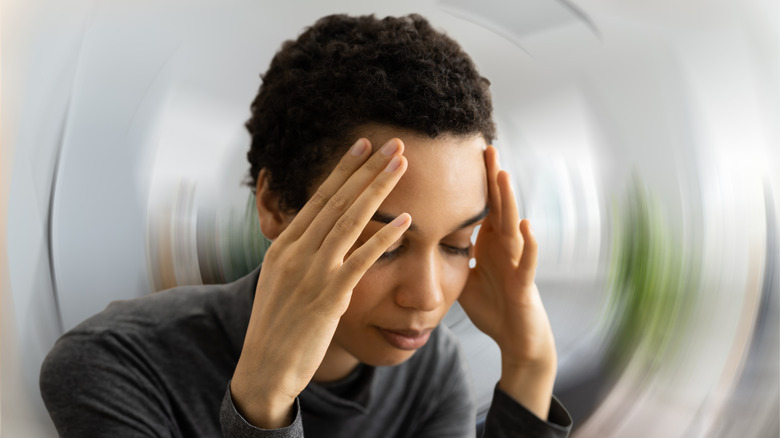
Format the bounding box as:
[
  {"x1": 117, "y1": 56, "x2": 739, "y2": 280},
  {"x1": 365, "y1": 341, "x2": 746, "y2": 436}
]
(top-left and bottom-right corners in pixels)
[{"x1": 231, "y1": 125, "x2": 557, "y2": 429}]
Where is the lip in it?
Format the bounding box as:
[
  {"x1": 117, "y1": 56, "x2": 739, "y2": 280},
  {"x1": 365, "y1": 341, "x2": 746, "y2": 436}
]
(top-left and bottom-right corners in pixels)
[{"x1": 377, "y1": 327, "x2": 433, "y2": 350}]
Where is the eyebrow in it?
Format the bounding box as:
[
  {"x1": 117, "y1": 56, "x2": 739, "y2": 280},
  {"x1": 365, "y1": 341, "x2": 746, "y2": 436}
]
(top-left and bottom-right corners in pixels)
[{"x1": 370, "y1": 205, "x2": 489, "y2": 234}]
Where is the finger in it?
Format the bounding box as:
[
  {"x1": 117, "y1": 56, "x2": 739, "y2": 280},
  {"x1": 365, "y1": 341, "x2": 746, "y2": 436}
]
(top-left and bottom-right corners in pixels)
[
  {"x1": 283, "y1": 138, "x2": 373, "y2": 240},
  {"x1": 336, "y1": 213, "x2": 412, "y2": 288},
  {"x1": 518, "y1": 219, "x2": 538, "y2": 285},
  {"x1": 319, "y1": 155, "x2": 408, "y2": 260},
  {"x1": 290, "y1": 138, "x2": 404, "y2": 246},
  {"x1": 484, "y1": 146, "x2": 502, "y2": 231},
  {"x1": 300, "y1": 139, "x2": 404, "y2": 252},
  {"x1": 497, "y1": 170, "x2": 521, "y2": 236}
]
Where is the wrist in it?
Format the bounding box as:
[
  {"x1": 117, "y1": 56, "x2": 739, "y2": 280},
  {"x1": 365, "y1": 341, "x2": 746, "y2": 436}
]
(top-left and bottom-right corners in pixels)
[
  {"x1": 230, "y1": 372, "x2": 296, "y2": 429},
  {"x1": 498, "y1": 358, "x2": 557, "y2": 421}
]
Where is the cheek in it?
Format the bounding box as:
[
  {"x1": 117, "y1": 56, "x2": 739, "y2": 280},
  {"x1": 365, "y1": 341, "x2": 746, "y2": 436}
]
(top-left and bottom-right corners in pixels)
[
  {"x1": 343, "y1": 266, "x2": 392, "y2": 317},
  {"x1": 443, "y1": 258, "x2": 471, "y2": 300}
]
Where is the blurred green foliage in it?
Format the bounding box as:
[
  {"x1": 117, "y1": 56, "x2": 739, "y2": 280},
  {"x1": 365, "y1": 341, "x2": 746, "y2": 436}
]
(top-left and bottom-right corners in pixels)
[{"x1": 605, "y1": 174, "x2": 700, "y2": 375}]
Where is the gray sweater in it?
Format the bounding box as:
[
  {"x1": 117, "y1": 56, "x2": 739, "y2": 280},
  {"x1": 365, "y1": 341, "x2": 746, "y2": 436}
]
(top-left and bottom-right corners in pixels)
[{"x1": 40, "y1": 267, "x2": 572, "y2": 437}]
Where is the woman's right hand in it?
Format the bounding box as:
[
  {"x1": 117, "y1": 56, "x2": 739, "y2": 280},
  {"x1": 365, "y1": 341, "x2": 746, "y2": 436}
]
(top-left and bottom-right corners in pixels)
[{"x1": 230, "y1": 138, "x2": 410, "y2": 429}]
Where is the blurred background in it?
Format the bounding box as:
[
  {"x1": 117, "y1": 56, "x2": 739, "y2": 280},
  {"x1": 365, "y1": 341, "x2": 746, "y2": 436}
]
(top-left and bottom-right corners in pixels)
[{"x1": 2, "y1": 0, "x2": 778, "y2": 436}]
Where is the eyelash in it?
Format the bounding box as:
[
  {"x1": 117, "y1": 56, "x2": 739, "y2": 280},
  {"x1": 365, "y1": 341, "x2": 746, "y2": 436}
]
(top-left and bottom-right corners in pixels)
[
  {"x1": 377, "y1": 243, "x2": 472, "y2": 262},
  {"x1": 443, "y1": 245, "x2": 472, "y2": 257}
]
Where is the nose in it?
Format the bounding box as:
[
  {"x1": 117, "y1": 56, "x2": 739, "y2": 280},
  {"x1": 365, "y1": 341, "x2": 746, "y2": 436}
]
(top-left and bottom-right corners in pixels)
[{"x1": 394, "y1": 252, "x2": 445, "y2": 312}]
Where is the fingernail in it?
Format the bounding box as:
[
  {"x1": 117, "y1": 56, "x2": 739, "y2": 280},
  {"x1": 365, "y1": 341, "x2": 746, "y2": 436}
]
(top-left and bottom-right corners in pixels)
[
  {"x1": 384, "y1": 156, "x2": 402, "y2": 172},
  {"x1": 380, "y1": 139, "x2": 400, "y2": 156},
  {"x1": 390, "y1": 213, "x2": 410, "y2": 227},
  {"x1": 350, "y1": 139, "x2": 368, "y2": 156}
]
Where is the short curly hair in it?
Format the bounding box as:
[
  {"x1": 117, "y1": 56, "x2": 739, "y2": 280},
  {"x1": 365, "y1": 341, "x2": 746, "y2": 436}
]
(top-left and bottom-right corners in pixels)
[{"x1": 246, "y1": 13, "x2": 496, "y2": 212}]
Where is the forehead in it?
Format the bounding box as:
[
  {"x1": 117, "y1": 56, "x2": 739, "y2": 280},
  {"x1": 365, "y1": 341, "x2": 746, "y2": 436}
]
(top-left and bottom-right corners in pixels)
[{"x1": 356, "y1": 125, "x2": 488, "y2": 232}]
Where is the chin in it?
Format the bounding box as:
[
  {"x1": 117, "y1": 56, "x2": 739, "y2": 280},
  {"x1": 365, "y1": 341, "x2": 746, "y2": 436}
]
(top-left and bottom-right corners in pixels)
[{"x1": 357, "y1": 348, "x2": 418, "y2": 368}]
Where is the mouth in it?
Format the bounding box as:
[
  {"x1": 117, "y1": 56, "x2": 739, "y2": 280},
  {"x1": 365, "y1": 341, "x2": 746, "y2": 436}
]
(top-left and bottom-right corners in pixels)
[{"x1": 377, "y1": 327, "x2": 434, "y2": 350}]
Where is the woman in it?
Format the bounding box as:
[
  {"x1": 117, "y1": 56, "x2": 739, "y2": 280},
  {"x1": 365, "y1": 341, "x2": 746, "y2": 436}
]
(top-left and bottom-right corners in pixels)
[{"x1": 41, "y1": 13, "x2": 572, "y2": 437}]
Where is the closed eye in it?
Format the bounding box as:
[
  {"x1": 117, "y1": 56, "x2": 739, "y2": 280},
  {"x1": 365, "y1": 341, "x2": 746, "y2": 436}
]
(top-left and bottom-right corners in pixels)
[
  {"x1": 376, "y1": 242, "x2": 472, "y2": 262},
  {"x1": 441, "y1": 244, "x2": 471, "y2": 257},
  {"x1": 377, "y1": 241, "x2": 405, "y2": 262}
]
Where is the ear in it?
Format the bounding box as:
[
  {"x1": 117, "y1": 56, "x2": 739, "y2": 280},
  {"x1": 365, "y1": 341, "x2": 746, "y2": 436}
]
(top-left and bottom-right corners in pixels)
[{"x1": 255, "y1": 169, "x2": 291, "y2": 240}]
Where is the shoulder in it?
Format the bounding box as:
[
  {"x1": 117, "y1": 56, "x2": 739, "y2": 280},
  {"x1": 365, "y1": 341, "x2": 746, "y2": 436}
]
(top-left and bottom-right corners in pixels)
[
  {"x1": 67, "y1": 267, "x2": 258, "y2": 337},
  {"x1": 39, "y1": 270, "x2": 261, "y2": 437},
  {"x1": 39, "y1": 268, "x2": 261, "y2": 433},
  {"x1": 41, "y1": 267, "x2": 260, "y2": 384}
]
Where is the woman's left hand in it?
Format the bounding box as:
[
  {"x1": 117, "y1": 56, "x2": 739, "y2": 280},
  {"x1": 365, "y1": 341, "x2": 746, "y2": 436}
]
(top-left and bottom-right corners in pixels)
[{"x1": 458, "y1": 145, "x2": 557, "y2": 420}]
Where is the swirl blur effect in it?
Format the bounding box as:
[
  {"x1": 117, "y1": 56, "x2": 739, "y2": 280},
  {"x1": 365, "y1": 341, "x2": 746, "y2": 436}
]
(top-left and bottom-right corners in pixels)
[{"x1": 2, "y1": 0, "x2": 777, "y2": 436}]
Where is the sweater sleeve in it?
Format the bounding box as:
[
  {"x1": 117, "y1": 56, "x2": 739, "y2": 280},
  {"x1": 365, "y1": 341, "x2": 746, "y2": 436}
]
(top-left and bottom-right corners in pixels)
[
  {"x1": 415, "y1": 377, "x2": 572, "y2": 438},
  {"x1": 482, "y1": 386, "x2": 572, "y2": 438},
  {"x1": 220, "y1": 384, "x2": 304, "y2": 438}
]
